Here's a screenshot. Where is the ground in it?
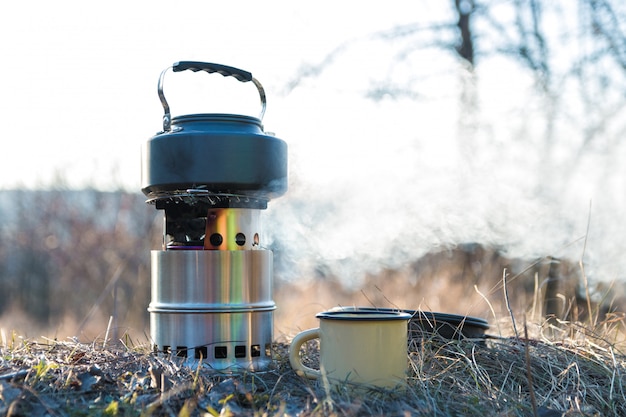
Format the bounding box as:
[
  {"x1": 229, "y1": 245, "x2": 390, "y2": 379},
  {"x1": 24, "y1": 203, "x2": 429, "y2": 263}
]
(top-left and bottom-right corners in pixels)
[{"x1": 1, "y1": 316, "x2": 623, "y2": 416}]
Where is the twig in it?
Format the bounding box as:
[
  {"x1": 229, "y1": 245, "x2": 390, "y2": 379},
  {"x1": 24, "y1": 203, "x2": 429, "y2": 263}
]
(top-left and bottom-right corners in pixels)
[
  {"x1": 0, "y1": 369, "x2": 29, "y2": 381},
  {"x1": 503, "y1": 268, "x2": 518, "y2": 339},
  {"x1": 361, "y1": 289, "x2": 378, "y2": 309},
  {"x1": 374, "y1": 285, "x2": 402, "y2": 310},
  {"x1": 524, "y1": 316, "x2": 539, "y2": 417},
  {"x1": 608, "y1": 345, "x2": 617, "y2": 402},
  {"x1": 76, "y1": 264, "x2": 125, "y2": 336},
  {"x1": 18, "y1": 384, "x2": 63, "y2": 417},
  {"x1": 580, "y1": 200, "x2": 594, "y2": 327},
  {"x1": 474, "y1": 285, "x2": 501, "y2": 336},
  {"x1": 103, "y1": 316, "x2": 114, "y2": 349}
]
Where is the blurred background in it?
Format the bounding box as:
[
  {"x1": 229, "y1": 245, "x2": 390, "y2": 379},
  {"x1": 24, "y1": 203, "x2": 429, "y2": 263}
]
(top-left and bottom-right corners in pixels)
[{"x1": 1, "y1": 0, "x2": 625, "y2": 341}]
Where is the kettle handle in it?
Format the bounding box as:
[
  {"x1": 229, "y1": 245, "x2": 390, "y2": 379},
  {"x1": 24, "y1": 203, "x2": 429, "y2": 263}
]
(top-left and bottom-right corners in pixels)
[
  {"x1": 172, "y1": 61, "x2": 252, "y2": 81},
  {"x1": 158, "y1": 61, "x2": 267, "y2": 132}
]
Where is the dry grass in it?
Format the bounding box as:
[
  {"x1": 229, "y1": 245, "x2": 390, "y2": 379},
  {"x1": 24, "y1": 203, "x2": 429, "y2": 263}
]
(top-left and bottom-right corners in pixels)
[
  {"x1": 2, "y1": 246, "x2": 626, "y2": 416},
  {"x1": 1, "y1": 314, "x2": 625, "y2": 417}
]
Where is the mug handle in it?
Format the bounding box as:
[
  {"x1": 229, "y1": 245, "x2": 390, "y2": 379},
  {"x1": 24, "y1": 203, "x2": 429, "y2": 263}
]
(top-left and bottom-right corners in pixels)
[{"x1": 288, "y1": 328, "x2": 321, "y2": 379}]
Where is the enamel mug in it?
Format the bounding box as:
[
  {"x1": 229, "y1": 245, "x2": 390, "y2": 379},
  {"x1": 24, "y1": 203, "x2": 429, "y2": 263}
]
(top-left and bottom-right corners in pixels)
[{"x1": 289, "y1": 309, "x2": 412, "y2": 388}]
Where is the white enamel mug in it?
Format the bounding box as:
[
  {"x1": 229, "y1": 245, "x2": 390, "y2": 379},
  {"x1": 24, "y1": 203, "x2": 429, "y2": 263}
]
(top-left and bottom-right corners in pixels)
[{"x1": 289, "y1": 309, "x2": 412, "y2": 388}]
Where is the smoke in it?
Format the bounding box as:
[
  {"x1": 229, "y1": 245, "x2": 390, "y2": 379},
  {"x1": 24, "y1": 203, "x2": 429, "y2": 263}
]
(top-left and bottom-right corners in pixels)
[{"x1": 262, "y1": 62, "x2": 626, "y2": 287}]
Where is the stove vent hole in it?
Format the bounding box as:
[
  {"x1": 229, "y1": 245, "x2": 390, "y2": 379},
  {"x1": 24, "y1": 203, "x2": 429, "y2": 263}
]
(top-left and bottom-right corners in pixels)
[
  {"x1": 195, "y1": 346, "x2": 208, "y2": 360},
  {"x1": 215, "y1": 346, "x2": 227, "y2": 359},
  {"x1": 209, "y1": 233, "x2": 223, "y2": 247},
  {"x1": 251, "y1": 344, "x2": 261, "y2": 357},
  {"x1": 235, "y1": 345, "x2": 246, "y2": 358}
]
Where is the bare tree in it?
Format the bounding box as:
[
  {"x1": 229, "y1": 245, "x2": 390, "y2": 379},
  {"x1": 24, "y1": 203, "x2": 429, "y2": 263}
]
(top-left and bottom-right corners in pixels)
[
  {"x1": 285, "y1": 0, "x2": 626, "y2": 147},
  {"x1": 455, "y1": 0, "x2": 475, "y2": 66}
]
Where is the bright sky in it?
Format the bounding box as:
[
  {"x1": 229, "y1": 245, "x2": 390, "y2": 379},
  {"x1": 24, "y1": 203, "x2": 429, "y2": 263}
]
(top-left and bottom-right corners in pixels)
[
  {"x1": 1, "y1": 0, "x2": 434, "y2": 189},
  {"x1": 2, "y1": 1, "x2": 625, "y2": 285}
]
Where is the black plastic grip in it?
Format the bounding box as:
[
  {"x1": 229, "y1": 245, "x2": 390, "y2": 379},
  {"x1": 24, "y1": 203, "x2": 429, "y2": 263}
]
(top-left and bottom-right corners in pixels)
[{"x1": 172, "y1": 61, "x2": 253, "y2": 82}]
